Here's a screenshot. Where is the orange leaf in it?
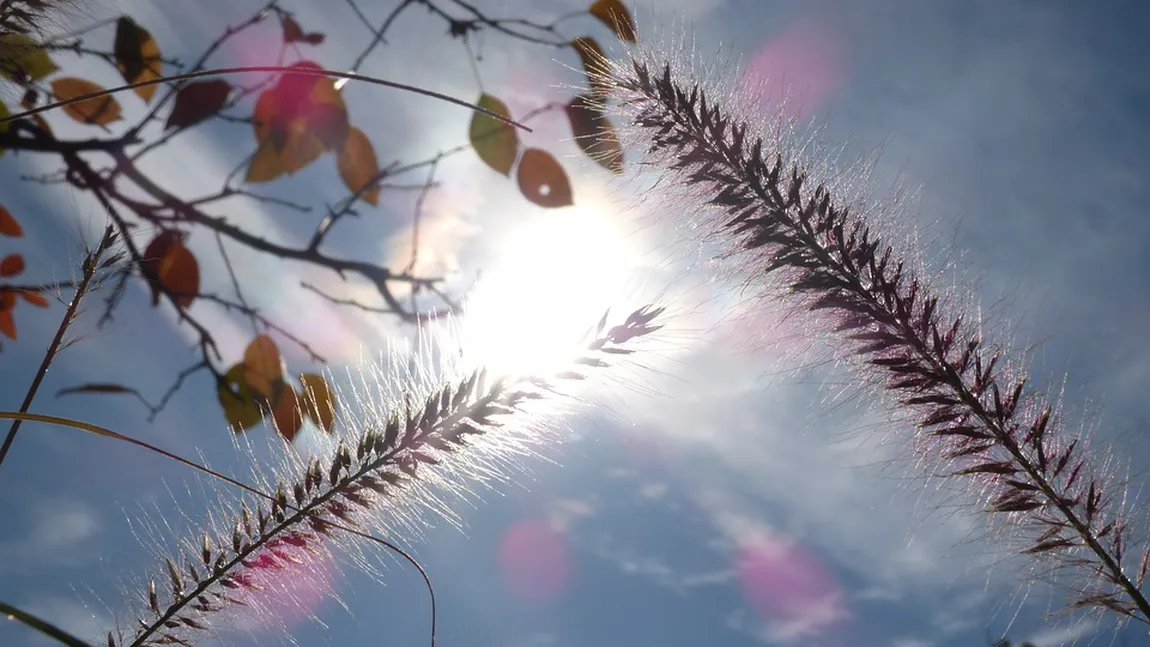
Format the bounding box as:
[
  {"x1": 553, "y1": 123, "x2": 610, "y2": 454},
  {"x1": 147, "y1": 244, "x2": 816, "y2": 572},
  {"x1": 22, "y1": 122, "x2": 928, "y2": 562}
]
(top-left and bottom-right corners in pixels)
[
  {"x1": 142, "y1": 230, "x2": 183, "y2": 306},
  {"x1": 157, "y1": 239, "x2": 199, "y2": 308},
  {"x1": 565, "y1": 94, "x2": 623, "y2": 173},
  {"x1": 252, "y1": 88, "x2": 280, "y2": 142},
  {"x1": 280, "y1": 124, "x2": 326, "y2": 175},
  {"x1": 0, "y1": 205, "x2": 21, "y2": 237},
  {"x1": 571, "y1": 37, "x2": 610, "y2": 99},
  {"x1": 19, "y1": 290, "x2": 48, "y2": 307},
  {"x1": 246, "y1": 136, "x2": 287, "y2": 183},
  {"x1": 299, "y1": 373, "x2": 336, "y2": 433},
  {"x1": 51, "y1": 77, "x2": 123, "y2": 126},
  {"x1": 272, "y1": 386, "x2": 303, "y2": 442},
  {"x1": 0, "y1": 254, "x2": 24, "y2": 277},
  {"x1": 243, "y1": 333, "x2": 284, "y2": 400},
  {"x1": 516, "y1": 148, "x2": 574, "y2": 208},
  {"x1": 0, "y1": 291, "x2": 15, "y2": 340},
  {"x1": 337, "y1": 127, "x2": 380, "y2": 205},
  {"x1": 589, "y1": 0, "x2": 637, "y2": 42},
  {"x1": 113, "y1": 17, "x2": 162, "y2": 103}
]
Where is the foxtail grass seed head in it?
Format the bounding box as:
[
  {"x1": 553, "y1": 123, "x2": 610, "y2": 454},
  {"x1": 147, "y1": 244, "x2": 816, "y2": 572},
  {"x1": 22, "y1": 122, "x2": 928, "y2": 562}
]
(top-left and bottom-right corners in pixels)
[{"x1": 593, "y1": 44, "x2": 1150, "y2": 628}]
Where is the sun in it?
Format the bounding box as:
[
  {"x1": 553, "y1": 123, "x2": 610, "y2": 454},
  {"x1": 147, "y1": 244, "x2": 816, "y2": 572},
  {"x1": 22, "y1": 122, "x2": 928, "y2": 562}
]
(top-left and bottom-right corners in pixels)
[{"x1": 456, "y1": 205, "x2": 640, "y2": 378}]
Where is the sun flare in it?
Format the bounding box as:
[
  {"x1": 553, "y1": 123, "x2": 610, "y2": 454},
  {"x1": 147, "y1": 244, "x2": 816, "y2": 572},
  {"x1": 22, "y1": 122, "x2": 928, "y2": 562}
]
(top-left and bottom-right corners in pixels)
[{"x1": 456, "y1": 206, "x2": 639, "y2": 378}]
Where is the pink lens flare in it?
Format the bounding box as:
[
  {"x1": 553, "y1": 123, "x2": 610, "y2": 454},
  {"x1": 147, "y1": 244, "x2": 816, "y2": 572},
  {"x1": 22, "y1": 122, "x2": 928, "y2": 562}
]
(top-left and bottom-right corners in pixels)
[
  {"x1": 743, "y1": 21, "x2": 844, "y2": 121},
  {"x1": 232, "y1": 538, "x2": 337, "y2": 633},
  {"x1": 498, "y1": 518, "x2": 572, "y2": 602},
  {"x1": 736, "y1": 537, "x2": 847, "y2": 635}
]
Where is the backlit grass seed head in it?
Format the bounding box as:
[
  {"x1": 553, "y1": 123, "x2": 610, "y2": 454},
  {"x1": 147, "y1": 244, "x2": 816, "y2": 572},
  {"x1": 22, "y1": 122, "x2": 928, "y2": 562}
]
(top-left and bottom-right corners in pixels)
[
  {"x1": 106, "y1": 305, "x2": 663, "y2": 647},
  {"x1": 589, "y1": 39, "x2": 1150, "y2": 628}
]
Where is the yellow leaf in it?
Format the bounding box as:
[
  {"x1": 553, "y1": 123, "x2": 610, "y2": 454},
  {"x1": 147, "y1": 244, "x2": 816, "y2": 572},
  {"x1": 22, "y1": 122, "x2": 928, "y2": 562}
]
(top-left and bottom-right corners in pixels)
[
  {"x1": 246, "y1": 136, "x2": 286, "y2": 183},
  {"x1": 469, "y1": 93, "x2": 519, "y2": 176},
  {"x1": 565, "y1": 94, "x2": 623, "y2": 173},
  {"x1": 0, "y1": 34, "x2": 59, "y2": 83},
  {"x1": 114, "y1": 17, "x2": 162, "y2": 103},
  {"x1": 51, "y1": 77, "x2": 122, "y2": 126},
  {"x1": 589, "y1": 0, "x2": 637, "y2": 42},
  {"x1": 337, "y1": 127, "x2": 380, "y2": 205},
  {"x1": 157, "y1": 239, "x2": 199, "y2": 308},
  {"x1": 280, "y1": 123, "x2": 325, "y2": 174},
  {"x1": 272, "y1": 386, "x2": 303, "y2": 442},
  {"x1": 299, "y1": 373, "x2": 336, "y2": 433},
  {"x1": 243, "y1": 334, "x2": 284, "y2": 400},
  {"x1": 516, "y1": 148, "x2": 574, "y2": 208},
  {"x1": 218, "y1": 363, "x2": 266, "y2": 432},
  {"x1": 571, "y1": 37, "x2": 610, "y2": 99}
]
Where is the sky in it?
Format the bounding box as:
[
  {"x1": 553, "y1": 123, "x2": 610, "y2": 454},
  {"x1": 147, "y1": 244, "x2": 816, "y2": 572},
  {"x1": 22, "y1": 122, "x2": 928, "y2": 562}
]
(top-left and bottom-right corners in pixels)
[{"x1": 1, "y1": 1, "x2": 1149, "y2": 646}]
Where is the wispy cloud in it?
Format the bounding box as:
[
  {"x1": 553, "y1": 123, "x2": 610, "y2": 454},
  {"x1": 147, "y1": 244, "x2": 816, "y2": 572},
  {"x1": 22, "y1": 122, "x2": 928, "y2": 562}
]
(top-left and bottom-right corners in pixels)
[{"x1": 0, "y1": 500, "x2": 101, "y2": 571}]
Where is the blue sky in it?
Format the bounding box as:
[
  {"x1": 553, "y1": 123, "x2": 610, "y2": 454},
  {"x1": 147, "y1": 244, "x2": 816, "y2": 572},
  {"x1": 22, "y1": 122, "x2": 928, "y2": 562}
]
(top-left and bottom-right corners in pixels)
[{"x1": 1, "y1": 0, "x2": 1149, "y2": 646}]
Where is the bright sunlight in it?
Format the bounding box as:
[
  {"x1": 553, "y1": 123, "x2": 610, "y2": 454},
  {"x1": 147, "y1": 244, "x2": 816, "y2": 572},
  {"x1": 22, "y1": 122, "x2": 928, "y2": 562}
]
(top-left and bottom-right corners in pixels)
[{"x1": 455, "y1": 205, "x2": 640, "y2": 378}]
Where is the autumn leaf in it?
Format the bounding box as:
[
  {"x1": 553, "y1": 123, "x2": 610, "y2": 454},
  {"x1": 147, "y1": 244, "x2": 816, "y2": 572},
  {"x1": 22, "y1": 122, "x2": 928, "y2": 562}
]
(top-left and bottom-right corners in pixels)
[
  {"x1": 252, "y1": 88, "x2": 280, "y2": 142},
  {"x1": 282, "y1": 15, "x2": 325, "y2": 45},
  {"x1": 272, "y1": 386, "x2": 304, "y2": 442},
  {"x1": 246, "y1": 136, "x2": 287, "y2": 183},
  {"x1": 589, "y1": 0, "x2": 637, "y2": 42},
  {"x1": 469, "y1": 93, "x2": 519, "y2": 176},
  {"x1": 19, "y1": 290, "x2": 48, "y2": 307},
  {"x1": 218, "y1": 363, "x2": 266, "y2": 432},
  {"x1": 565, "y1": 94, "x2": 623, "y2": 173},
  {"x1": 337, "y1": 127, "x2": 381, "y2": 205},
  {"x1": 571, "y1": 37, "x2": 610, "y2": 99},
  {"x1": 157, "y1": 238, "x2": 199, "y2": 308},
  {"x1": 0, "y1": 34, "x2": 58, "y2": 83},
  {"x1": 299, "y1": 373, "x2": 336, "y2": 433},
  {"x1": 280, "y1": 123, "x2": 326, "y2": 174},
  {"x1": 142, "y1": 230, "x2": 182, "y2": 305},
  {"x1": 246, "y1": 63, "x2": 349, "y2": 181},
  {"x1": 0, "y1": 254, "x2": 24, "y2": 277},
  {"x1": 51, "y1": 77, "x2": 122, "y2": 126},
  {"x1": 114, "y1": 16, "x2": 162, "y2": 102},
  {"x1": 243, "y1": 334, "x2": 284, "y2": 400},
  {"x1": 0, "y1": 206, "x2": 21, "y2": 237},
  {"x1": 165, "y1": 80, "x2": 232, "y2": 130},
  {"x1": 516, "y1": 148, "x2": 573, "y2": 208},
  {"x1": 56, "y1": 383, "x2": 136, "y2": 396},
  {"x1": 0, "y1": 291, "x2": 15, "y2": 340}
]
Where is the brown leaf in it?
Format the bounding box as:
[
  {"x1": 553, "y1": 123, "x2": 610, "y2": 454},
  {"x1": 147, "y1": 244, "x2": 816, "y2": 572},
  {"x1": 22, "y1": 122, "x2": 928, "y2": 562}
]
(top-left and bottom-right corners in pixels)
[
  {"x1": 589, "y1": 0, "x2": 637, "y2": 42},
  {"x1": 299, "y1": 373, "x2": 336, "y2": 433},
  {"x1": 218, "y1": 363, "x2": 266, "y2": 432},
  {"x1": 18, "y1": 290, "x2": 47, "y2": 307},
  {"x1": 51, "y1": 77, "x2": 123, "y2": 126},
  {"x1": 337, "y1": 126, "x2": 380, "y2": 205},
  {"x1": 157, "y1": 238, "x2": 199, "y2": 308},
  {"x1": 243, "y1": 334, "x2": 284, "y2": 400},
  {"x1": 282, "y1": 15, "x2": 325, "y2": 45},
  {"x1": 565, "y1": 94, "x2": 623, "y2": 173},
  {"x1": 516, "y1": 148, "x2": 573, "y2": 208},
  {"x1": 165, "y1": 80, "x2": 231, "y2": 130},
  {"x1": 571, "y1": 37, "x2": 610, "y2": 99},
  {"x1": 280, "y1": 123, "x2": 326, "y2": 174},
  {"x1": 469, "y1": 93, "x2": 519, "y2": 176},
  {"x1": 142, "y1": 230, "x2": 183, "y2": 306},
  {"x1": 0, "y1": 254, "x2": 24, "y2": 277},
  {"x1": 272, "y1": 386, "x2": 303, "y2": 442},
  {"x1": 0, "y1": 291, "x2": 15, "y2": 340},
  {"x1": 0, "y1": 206, "x2": 21, "y2": 237},
  {"x1": 246, "y1": 136, "x2": 287, "y2": 183},
  {"x1": 114, "y1": 16, "x2": 162, "y2": 102}
]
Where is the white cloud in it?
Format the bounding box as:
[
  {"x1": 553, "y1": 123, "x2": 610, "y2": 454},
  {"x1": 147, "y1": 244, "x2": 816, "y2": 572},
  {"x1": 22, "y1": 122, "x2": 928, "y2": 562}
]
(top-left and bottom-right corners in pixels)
[{"x1": 0, "y1": 501, "x2": 101, "y2": 570}]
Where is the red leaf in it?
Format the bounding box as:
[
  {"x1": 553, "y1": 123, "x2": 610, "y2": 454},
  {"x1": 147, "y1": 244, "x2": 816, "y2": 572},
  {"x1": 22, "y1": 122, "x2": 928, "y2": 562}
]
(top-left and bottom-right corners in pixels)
[
  {"x1": 0, "y1": 254, "x2": 24, "y2": 277},
  {"x1": 0, "y1": 291, "x2": 15, "y2": 340},
  {"x1": 0, "y1": 205, "x2": 21, "y2": 237},
  {"x1": 19, "y1": 290, "x2": 48, "y2": 307}
]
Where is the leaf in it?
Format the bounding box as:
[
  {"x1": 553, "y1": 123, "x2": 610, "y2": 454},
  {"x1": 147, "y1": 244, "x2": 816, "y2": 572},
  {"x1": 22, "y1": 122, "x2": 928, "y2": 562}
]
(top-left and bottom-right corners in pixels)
[
  {"x1": 0, "y1": 101, "x2": 8, "y2": 157},
  {"x1": 113, "y1": 17, "x2": 162, "y2": 102},
  {"x1": 19, "y1": 290, "x2": 47, "y2": 307},
  {"x1": 282, "y1": 15, "x2": 325, "y2": 45},
  {"x1": 51, "y1": 77, "x2": 122, "y2": 126},
  {"x1": 246, "y1": 136, "x2": 287, "y2": 183},
  {"x1": 218, "y1": 363, "x2": 266, "y2": 432},
  {"x1": 157, "y1": 238, "x2": 199, "y2": 308},
  {"x1": 142, "y1": 230, "x2": 183, "y2": 306},
  {"x1": 468, "y1": 93, "x2": 519, "y2": 176},
  {"x1": 0, "y1": 34, "x2": 59, "y2": 83},
  {"x1": 0, "y1": 254, "x2": 24, "y2": 277},
  {"x1": 165, "y1": 80, "x2": 231, "y2": 130},
  {"x1": 516, "y1": 148, "x2": 573, "y2": 208},
  {"x1": 56, "y1": 383, "x2": 135, "y2": 396},
  {"x1": 565, "y1": 94, "x2": 623, "y2": 173},
  {"x1": 252, "y1": 88, "x2": 280, "y2": 143},
  {"x1": 337, "y1": 126, "x2": 380, "y2": 205},
  {"x1": 0, "y1": 206, "x2": 21, "y2": 237},
  {"x1": 0, "y1": 291, "x2": 14, "y2": 339},
  {"x1": 272, "y1": 386, "x2": 303, "y2": 442},
  {"x1": 243, "y1": 334, "x2": 284, "y2": 400},
  {"x1": 571, "y1": 37, "x2": 610, "y2": 99},
  {"x1": 589, "y1": 0, "x2": 637, "y2": 42},
  {"x1": 299, "y1": 373, "x2": 336, "y2": 433},
  {"x1": 279, "y1": 123, "x2": 326, "y2": 174}
]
